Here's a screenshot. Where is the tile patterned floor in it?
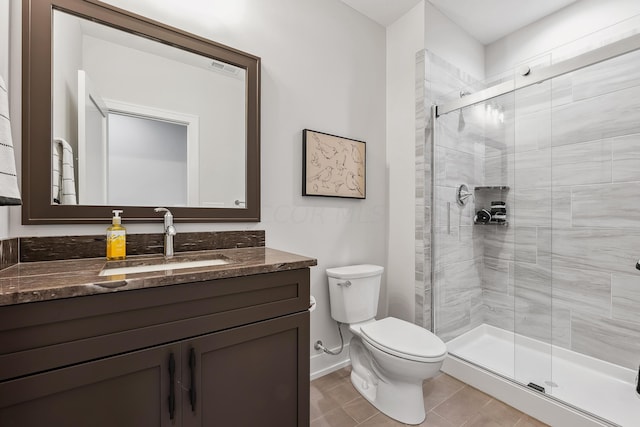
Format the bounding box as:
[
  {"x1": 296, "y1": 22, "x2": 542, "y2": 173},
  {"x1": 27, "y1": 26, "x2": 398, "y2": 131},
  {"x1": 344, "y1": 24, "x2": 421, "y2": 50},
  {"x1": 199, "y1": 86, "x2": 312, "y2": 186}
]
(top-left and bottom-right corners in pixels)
[{"x1": 310, "y1": 367, "x2": 549, "y2": 427}]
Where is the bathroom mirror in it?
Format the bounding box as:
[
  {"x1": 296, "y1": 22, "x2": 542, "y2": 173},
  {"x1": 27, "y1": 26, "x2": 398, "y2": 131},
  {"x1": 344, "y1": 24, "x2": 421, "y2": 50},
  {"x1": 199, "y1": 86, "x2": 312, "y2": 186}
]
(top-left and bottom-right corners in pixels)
[{"x1": 23, "y1": 0, "x2": 260, "y2": 223}]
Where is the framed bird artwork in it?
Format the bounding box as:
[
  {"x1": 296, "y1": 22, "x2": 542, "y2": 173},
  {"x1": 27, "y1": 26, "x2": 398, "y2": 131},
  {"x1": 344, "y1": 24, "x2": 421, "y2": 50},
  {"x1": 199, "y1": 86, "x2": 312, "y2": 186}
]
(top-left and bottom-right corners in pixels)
[{"x1": 302, "y1": 129, "x2": 366, "y2": 199}]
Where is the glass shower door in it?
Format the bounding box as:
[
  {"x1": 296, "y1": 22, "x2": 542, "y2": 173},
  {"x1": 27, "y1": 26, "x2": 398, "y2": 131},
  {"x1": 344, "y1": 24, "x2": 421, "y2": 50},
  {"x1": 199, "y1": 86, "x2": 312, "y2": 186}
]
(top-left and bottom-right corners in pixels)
[
  {"x1": 433, "y1": 88, "x2": 524, "y2": 382},
  {"x1": 432, "y1": 98, "x2": 487, "y2": 347},
  {"x1": 476, "y1": 90, "x2": 517, "y2": 380},
  {"x1": 511, "y1": 65, "x2": 553, "y2": 395},
  {"x1": 432, "y1": 77, "x2": 555, "y2": 393},
  {"x1": 544, "y1": 47, "x2": 640, "y2": 425}
]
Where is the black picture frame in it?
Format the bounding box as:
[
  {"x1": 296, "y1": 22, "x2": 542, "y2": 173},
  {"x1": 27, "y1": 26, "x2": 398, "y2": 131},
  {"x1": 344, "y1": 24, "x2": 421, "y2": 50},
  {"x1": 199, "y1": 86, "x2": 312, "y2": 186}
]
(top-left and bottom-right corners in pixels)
[{"x1": 302, "y1": 129, "x2": 366, "y2": 199}]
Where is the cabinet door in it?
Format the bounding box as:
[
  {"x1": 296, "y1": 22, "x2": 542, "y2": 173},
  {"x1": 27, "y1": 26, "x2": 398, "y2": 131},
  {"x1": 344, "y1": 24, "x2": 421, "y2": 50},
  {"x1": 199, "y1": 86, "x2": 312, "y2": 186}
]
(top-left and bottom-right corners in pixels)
[
  {"x1": 0, "y1": 343, "x2": 181, "y2": 427},
  {"x1": 182, "y1": 312, "x2": 309, "y2": 427}
]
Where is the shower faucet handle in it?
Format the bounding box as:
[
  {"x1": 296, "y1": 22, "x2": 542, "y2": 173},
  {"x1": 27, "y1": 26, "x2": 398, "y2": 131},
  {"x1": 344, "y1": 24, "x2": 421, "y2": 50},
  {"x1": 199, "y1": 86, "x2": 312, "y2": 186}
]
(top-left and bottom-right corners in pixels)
[{"x1": 456, "y1": 184, "x2": 473, "y2": 206}]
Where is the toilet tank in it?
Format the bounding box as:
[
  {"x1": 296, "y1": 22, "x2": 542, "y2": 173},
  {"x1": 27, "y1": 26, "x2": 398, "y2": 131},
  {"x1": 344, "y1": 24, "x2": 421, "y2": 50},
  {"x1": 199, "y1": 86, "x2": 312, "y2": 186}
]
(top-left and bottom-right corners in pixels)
[{"x1": 326, "y1": 264, "x2": 384, "y2": 324}]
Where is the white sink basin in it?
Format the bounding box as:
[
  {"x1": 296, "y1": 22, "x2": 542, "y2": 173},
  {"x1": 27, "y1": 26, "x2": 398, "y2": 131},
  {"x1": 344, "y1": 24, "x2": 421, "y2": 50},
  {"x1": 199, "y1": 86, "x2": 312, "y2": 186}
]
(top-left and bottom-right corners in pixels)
[{"x1": 99, "y1": 258, "x2": 229, "y2": 276}]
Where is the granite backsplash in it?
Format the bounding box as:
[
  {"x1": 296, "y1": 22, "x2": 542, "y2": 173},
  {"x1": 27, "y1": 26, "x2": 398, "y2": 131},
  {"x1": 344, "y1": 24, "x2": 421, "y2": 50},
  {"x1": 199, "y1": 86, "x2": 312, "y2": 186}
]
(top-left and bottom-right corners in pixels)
[
  {"x1": 0, "y1": 239, "x2": 18, "y2": 271},
  {"x1": 0, "y1": 230, "x2": 265, "y2": 266}
]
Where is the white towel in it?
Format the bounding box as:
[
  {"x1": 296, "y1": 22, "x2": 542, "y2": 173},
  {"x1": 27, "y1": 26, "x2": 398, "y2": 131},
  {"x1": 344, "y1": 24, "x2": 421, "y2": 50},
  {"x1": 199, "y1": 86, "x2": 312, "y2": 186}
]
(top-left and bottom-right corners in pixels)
[
  {"x1": 52, "y1": 142, "x2": 61, "y2": 203},
  {"x1": 0, "y1": 75, "x2": 21, "y2": 205},
  {"x1": 52, "y1": 137, "x2": 77, "y2": 205}
]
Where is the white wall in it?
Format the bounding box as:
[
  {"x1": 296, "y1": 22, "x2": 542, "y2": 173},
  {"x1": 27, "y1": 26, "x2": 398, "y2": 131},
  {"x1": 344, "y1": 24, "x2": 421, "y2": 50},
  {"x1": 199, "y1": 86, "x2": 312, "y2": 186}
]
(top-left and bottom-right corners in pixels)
[
  {"x1": 386, "y1": 1, "x2": 424, "y2": 322},
  {"x1": 486, "y1": 0, "x2": 640, "y2": 78},
  {"x1": 424, "y1": 1, "x2": 485, "y2": 81},
  {"x1": 7, "y1": 0, "x2": 387, "y2": 376}
]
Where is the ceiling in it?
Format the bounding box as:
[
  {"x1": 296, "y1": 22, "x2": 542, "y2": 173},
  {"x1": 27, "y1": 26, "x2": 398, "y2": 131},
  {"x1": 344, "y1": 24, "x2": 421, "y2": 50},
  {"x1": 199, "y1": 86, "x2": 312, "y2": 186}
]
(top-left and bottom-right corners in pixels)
[
  {"x1": 341, "y1": 0, "x2": 423, "y2": 27},
  {"x1": 341, "y1": 0, "x2": 579, "y2": 44}
]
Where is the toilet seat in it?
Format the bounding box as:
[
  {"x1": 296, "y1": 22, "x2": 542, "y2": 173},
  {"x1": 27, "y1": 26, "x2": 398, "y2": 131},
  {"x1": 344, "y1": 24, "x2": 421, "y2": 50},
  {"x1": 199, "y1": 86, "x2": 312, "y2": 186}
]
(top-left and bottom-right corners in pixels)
[{"x1": 360, "y1": 317, "x2": 447, "y2": 363}]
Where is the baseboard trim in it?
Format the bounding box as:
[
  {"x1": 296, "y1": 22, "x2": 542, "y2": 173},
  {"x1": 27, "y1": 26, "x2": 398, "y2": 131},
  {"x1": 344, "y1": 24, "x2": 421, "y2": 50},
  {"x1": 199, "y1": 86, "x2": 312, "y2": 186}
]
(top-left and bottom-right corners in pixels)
[{"x1": 310, "y1": 343, "x2": 351, "y2": 380}]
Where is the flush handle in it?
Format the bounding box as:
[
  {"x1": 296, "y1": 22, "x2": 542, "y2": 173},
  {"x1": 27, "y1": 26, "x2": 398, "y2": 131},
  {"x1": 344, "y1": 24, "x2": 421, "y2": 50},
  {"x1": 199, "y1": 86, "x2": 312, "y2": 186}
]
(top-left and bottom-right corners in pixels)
[{"x1": 338, "y1": 280, "x2": 352, "y2": 288}]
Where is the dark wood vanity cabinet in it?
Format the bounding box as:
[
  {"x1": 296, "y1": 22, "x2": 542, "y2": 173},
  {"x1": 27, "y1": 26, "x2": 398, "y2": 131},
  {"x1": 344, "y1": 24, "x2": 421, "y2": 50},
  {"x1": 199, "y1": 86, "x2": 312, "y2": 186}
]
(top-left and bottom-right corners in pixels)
[
  {"x1": 0, "y1": 269, "x2": 310, "y2": 427},
  {"x1": 0, "y1": 342, "x2": 180, "y2": 427},
  {"x1": 183, "y1": 313, "x2": 305, "y2": 427}
]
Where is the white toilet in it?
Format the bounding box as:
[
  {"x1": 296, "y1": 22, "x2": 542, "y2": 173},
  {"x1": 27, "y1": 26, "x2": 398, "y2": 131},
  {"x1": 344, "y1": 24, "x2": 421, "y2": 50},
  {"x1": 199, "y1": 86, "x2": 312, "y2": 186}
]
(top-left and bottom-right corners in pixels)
[{"x1": 326, "y1": 264, "x2": 447, "y2": 425}]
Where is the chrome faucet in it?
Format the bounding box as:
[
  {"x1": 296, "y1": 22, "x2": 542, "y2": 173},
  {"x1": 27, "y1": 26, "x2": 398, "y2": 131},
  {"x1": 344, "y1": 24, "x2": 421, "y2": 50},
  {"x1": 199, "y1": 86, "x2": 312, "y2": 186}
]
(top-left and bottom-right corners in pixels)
[{"x1": 155, "y1": 207, "x2": 176, "y2": 257}]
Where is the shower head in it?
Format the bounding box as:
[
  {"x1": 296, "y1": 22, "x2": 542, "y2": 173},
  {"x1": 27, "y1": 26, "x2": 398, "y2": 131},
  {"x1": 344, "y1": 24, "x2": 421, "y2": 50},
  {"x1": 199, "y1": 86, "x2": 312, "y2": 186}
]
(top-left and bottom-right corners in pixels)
[
  {"x1": 458, "y1": 109, "x2": 465, "y2": 131},
  {"x1": 458, "y1": 90, "x2": 468, "y2": 131}
]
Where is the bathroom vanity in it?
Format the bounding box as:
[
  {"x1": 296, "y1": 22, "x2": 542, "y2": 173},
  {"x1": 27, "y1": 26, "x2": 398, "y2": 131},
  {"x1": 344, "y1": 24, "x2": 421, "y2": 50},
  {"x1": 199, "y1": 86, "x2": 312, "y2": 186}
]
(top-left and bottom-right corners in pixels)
[{"x1": 0, "y1": 247, "x2": 315, "y2": 427}]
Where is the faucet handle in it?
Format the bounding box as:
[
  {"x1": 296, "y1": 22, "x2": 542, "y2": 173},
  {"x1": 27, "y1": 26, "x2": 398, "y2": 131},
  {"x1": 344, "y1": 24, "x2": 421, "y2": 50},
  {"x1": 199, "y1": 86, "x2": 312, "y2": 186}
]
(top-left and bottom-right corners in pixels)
[
  {"x1": 154, "y1": 207, "x2": 173, "y2": 219},
  {"x1": 154, "y1": 207, "x2": 174, "y2": 228},
  {"x1": 155, "y1": 208, "x2": 176, "y2": 258}
]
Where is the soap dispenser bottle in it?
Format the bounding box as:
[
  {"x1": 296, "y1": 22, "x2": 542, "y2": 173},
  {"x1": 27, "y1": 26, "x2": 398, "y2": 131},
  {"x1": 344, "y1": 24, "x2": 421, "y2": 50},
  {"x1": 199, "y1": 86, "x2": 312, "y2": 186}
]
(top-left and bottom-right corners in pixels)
[{"x1": 106, "y1": 209, "x2": 126, "y2": 260}]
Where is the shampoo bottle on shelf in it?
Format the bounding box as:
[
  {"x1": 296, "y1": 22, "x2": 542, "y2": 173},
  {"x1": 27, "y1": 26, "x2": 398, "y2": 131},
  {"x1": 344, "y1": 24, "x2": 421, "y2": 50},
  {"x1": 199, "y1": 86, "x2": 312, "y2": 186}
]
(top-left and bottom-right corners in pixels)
[{"x1": 106, "y1": 210, "x2": 126, "y2": 260}]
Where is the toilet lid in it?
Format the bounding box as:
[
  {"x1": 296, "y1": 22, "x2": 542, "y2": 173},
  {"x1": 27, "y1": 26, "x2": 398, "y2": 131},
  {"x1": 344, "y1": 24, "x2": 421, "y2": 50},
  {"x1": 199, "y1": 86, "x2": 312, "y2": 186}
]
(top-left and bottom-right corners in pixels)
[
  {"x1": 360, "y1": 317, "x2": 447, "y2": 362},
  {"x1": 326, "y1": 264, "x2": 384, "y2": 279}
]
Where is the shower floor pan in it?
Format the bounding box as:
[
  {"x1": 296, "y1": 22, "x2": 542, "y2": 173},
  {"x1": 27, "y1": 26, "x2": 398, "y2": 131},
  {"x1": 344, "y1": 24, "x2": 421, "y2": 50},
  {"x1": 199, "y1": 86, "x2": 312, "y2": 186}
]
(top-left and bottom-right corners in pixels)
[{"x1": 443, "y1": 324, "x2": 639, "y2": 427}]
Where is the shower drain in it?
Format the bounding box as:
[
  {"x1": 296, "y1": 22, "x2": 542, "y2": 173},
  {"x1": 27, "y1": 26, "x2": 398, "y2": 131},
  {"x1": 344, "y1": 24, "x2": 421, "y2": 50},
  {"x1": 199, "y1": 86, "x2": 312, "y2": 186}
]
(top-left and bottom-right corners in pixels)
[{"x1": 545, "y1": 380, "x2": 559, "y2": 388}]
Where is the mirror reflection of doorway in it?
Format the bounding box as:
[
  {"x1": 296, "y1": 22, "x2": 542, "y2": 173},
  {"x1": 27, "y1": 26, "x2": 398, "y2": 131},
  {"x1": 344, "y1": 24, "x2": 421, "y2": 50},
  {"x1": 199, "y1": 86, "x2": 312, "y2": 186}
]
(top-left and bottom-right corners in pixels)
[
  {"x1": 107, "y1": 112, "x2": 188, "y2": 206},
  {"x1": 77, "y1": 69, "x2": 200, "y2": 207}
]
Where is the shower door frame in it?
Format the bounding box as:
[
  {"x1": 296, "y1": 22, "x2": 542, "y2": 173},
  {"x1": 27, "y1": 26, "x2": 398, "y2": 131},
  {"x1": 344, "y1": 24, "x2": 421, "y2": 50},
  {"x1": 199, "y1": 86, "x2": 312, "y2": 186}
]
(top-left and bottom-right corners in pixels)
[{"x1": 434, "y1": 32, "x2": 640, "y2": 118}]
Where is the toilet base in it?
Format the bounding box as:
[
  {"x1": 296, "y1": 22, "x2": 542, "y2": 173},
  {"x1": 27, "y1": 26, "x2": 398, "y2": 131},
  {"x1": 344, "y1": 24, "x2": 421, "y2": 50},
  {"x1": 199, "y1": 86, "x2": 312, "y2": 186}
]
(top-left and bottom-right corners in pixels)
[{"x1": 350, "y1": 365, "x2": 426, "y2": 425}]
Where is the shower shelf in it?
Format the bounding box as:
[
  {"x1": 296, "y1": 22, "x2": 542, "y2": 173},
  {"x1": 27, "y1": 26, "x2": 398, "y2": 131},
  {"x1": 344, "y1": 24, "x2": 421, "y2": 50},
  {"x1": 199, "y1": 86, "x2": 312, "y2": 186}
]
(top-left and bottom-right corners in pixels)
[
  {"x1": 474, "y1": 186, "x2": 510, "y2": 191},
  {"x1": 473, "y1": 186, "x2": 509, "y2": 226},
  {"x1": 474, "y1": 220, "x2": 509, "y2": 227}
]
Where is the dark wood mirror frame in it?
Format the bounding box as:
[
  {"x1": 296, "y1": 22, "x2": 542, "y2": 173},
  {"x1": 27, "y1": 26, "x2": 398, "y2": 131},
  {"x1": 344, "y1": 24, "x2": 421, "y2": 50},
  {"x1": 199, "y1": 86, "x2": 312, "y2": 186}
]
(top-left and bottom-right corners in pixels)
[{"x1": 22, "y1": 0, "x2": 260, "y2": 224}]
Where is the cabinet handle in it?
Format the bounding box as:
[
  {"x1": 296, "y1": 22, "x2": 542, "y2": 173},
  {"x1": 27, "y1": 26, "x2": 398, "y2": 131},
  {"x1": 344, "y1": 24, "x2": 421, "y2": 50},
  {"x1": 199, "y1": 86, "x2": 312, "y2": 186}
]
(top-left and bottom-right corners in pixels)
[
  {"x1": 168, "y1": 352, "x2": 176, "y2": 420},
  {"x1": 189, "y1": 347, "x2": 196, "y2": 412}
]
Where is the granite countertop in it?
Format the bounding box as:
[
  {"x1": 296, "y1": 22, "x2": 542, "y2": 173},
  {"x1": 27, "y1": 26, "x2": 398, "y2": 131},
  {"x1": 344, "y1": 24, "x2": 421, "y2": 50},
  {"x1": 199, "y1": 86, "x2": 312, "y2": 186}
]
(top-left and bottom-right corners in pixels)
[{"x1": 0, "y1": 247, "x2": 317, "y2": 307}]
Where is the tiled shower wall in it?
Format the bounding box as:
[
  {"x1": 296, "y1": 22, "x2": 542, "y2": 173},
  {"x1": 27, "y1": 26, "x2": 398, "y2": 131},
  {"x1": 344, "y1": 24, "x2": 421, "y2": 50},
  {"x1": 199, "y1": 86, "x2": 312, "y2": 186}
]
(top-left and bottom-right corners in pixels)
[
  {"x1": 418, "y1": 44, "x2": 640, "y2": 370},
  {"x1": 482, "y1": 73, "x2": 554, "y2": 345},
  {"x1": 414, "y1": 50, "x2": 430, "y2": 330}
]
